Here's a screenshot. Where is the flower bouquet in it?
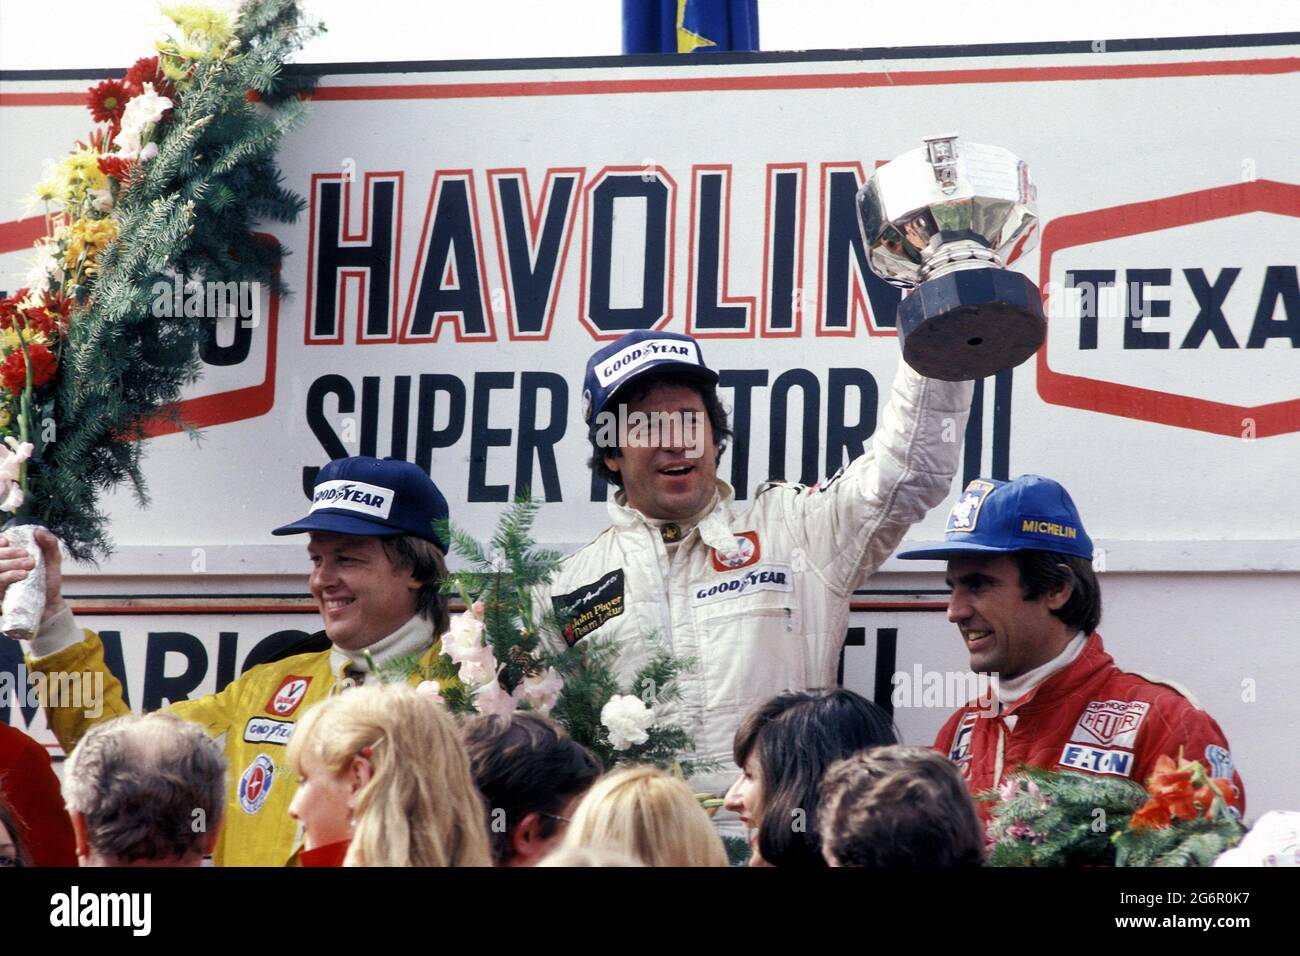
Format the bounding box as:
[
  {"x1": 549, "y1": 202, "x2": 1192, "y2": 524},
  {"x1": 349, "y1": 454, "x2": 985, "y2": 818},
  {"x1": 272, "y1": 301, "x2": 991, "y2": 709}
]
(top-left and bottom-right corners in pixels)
[
  {"x1": 2, "y1": 1, "x2": 319, "y2": 635},
  {"x1": 373, "y1": 497, "x2": 698, "y2": 772},
  {"x1": 986, "y1": 752, "x2": 1244, "y2": 867}
]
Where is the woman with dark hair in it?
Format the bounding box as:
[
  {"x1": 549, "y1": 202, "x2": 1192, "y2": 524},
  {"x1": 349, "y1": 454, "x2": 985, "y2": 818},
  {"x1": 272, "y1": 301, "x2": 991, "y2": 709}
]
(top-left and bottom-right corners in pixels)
[
  {"x1": 0, "y1": 798, "x2": 30, "y2": 868},
  {"x1": 723, "y1": 687, "x2": 897, "y2": 867}
]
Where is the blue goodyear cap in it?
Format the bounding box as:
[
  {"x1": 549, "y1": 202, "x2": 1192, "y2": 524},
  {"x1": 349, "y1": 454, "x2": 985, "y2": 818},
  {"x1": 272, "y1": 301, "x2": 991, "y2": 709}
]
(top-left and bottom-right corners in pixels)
[
  {"x1": 272, "y1": 456, "x2": 449, "y2": 553},
  {"x1": 581, "y1": 330, "x2": 718, "y2": 424},
  {"x1": 898, "y1": 474, "x2": 1093, "y2": 561}
]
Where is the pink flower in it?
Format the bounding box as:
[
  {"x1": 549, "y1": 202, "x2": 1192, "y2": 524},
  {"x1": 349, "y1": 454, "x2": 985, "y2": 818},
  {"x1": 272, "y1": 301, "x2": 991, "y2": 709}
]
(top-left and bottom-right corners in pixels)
[
  {"x1": 415, "y1": 680, "x2": 444, "y2": 705},
  {"x1": 0, "y1": 438, "x2": 33, "y2": 514},
  {"x1": 512, "y1": 666, "x2": 564, "y2": 716},
  {"x1": 457, "y1": 644, "x2": 498, "y2": 688},
  {"x1": 998, "y1": 779, "x2": 1021, "y2": 802},
  {"x1": 473, "y1": 675, "x2": 517, "y2": 716},
  {"x1": 441, "y1": 610, "x2": 485, "y2": 663}
]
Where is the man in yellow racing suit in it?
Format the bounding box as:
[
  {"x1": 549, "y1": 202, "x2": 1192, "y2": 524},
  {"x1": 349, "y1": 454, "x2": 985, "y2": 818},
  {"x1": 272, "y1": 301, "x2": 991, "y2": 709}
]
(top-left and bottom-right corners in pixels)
[{"x1": 5, "y1": 456, "x2": 458, "y2": 866}]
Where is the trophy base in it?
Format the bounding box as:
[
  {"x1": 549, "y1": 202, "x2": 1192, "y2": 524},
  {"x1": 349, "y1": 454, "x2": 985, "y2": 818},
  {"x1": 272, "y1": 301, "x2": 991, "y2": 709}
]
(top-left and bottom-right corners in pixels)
[{"x1": 898, "y1": 269, "x2": 1045, "y2": 381}]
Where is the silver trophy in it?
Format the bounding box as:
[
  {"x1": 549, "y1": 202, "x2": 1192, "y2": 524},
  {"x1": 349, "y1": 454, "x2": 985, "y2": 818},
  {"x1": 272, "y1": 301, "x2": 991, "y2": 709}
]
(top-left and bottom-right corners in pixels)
[{"x1": 856, "y1": 134, "x2": 1043, "y2": 381}]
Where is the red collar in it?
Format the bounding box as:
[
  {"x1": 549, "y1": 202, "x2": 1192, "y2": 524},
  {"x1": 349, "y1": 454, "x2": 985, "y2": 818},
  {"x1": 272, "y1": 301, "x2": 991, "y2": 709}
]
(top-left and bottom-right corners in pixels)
[{"x1": 298, "y1": 840, "x2": 350, "y2": 867}]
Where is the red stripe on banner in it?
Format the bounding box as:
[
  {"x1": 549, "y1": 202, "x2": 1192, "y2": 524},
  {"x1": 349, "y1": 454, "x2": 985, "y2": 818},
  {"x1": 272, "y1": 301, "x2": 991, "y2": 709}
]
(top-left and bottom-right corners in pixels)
[
  {"x1": 0, "y1": 216, "x2": 49, "y2": 254},
  {"x1": 850, "y1": 602, "x2": 949, "y2": 611},
  {"x1": 0, "y1": 92, "x2": 86, "y2": 107},
  {"x1": 306, "y1": 58, "x2": 1300, "y2": 101}
]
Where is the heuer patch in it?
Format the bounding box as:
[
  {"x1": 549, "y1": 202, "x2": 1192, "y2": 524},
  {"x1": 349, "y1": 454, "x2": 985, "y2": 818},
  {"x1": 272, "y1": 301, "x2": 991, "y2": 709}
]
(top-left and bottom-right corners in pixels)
[
  {"x1": 552, "y1": 569, "x2": 625, "y2": 647},
  {"x1": 711, "y1": 531, "x2": 760, "y2": 571},
  {"x1": 949, "y1": 712, "x2": 979, "y2": 780},
  {"x1": 265, "y1": 675, "x2": 313, "y2": 717},
  {"x1": 1058, "y1": 743, "x2": 1135, "y2": 778},
  {"x1": 1070, "y1": 699, "x2": 1150, "y2": 748},
  {"x1": 692, "y1": 564, "x2": 793, "y2": 606},
  {"x1": 238, "y1": 755, "x2": 276, "y2": 814},
  {"x1": 243, "y1": 716, "x2": 295, "y2": 746}
]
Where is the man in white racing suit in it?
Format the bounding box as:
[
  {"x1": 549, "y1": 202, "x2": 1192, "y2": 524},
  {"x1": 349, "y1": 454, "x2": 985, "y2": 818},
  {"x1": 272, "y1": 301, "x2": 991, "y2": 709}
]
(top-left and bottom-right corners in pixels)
[{"x1": 536, "y1": 330, "x2": 973, "y2": 815}]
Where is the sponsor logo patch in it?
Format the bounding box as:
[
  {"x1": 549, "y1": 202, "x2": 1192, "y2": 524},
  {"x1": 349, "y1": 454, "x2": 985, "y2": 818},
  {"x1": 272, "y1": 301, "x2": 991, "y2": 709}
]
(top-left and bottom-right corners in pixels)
[
  {"x1": 1205, "y1": 744, "x2": 1235, "y2": 779},
  {"x1": 594, "y1": 339, "x2": 701, "y2": 388},
  {"x1": 1058, "y1": 743, "x2": 1135, "y2": 778},
  {"x1": 309, "y1": 479, "x2": 394, "y2": 520},
  {"x1": 947, "y1": 480, "x2": 996, "y2": 533},
  {"x1": 692, "y1": 564, "x2": 793, "y2": 606},
  {"x1": 949, "y1": 712, "x2": 979, "y2": 780},
  {"x1": 1070, "y1": 699, "x2": 1149, "y2": 748},
  {"x1": 243, "y1": 716, "x2": 295, "y2": 746},
  {"x1": 265, "y1": 675, "x2": 313, "y2": 717},
  {"x1": 238, "y1": 755, "x2": 276, "y2": 814},
  {"x1": 552, "y1": 569, "x2": 625, "y2": 646},
  {"x1": 711, "y1": 531, "x2": 760, "y2": 571}
]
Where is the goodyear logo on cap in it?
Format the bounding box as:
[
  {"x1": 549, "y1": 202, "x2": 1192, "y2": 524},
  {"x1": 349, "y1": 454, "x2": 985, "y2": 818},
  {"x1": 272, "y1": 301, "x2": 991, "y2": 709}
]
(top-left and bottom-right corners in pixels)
[
  {"x1": 594, "y1": 338, "x2": 700, "y2": 388},
  {"x1": 1019, "y1": 515, "x2": 1079, "y2": 543},
  {"x1": 310, "y1": 479, "x2": 394, "y2": 520},
  {"x1": 947, "y1": 480, "x2": 996, "y2": 533}
]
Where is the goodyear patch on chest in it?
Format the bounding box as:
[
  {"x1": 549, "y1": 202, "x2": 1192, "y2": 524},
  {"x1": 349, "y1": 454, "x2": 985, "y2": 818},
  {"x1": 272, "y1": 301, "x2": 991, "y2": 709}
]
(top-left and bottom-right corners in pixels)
[
  {"x1": 691, "y1": 564, "x2": 793, "y2": 606},
  {"x1": 552, "y1": 569, "x2": 625, "y2": 646},
  {"x1": 243, "y1": 716, "x2": 295, "y2": 746}
]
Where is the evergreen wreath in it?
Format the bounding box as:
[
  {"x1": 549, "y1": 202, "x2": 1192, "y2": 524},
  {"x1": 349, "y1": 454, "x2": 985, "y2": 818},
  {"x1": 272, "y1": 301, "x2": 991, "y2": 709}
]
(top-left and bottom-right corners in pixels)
[{"x1": 4, "y1": 0, "x2": 322, "y2": 560}]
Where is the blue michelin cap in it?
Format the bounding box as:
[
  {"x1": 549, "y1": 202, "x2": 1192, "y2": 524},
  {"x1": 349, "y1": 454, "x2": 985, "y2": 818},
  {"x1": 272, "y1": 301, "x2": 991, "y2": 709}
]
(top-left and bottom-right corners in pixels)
[
  {"x1": 581, "y1": 330, "x2": 718, "y2": 423},
  {"x1": 272, "y1": 456, "x2": 449, "y2": 553},
  {"x1": 898, "y1": 475, "x2": 1093, "y2": 561}
]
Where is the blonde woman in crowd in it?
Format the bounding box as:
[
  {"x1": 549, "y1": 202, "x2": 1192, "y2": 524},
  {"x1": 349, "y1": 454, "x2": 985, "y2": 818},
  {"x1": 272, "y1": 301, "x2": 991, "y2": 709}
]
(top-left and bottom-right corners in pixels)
[
  {"x1": 560, "y1": 765, "x2": 727, "y2": 867},
  {"x1": 286, "y1": 683, "x2": 491, "y2": 866}
]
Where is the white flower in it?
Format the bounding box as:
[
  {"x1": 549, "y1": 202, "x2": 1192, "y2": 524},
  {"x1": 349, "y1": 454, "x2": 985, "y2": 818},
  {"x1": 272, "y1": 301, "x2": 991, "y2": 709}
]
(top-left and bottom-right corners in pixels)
[
  {"x1": 415, "y1": 680, "x2": 444, "y2": 705},
  {"x1": 473, "y1": 675, "x2": 517, "y2": 717},
  {"x1": 0, "y1": 438, "x2": 33, "y2": 514},
  {"x1": 512, "y1": 666, "x2": 564, "y2": 716},
  {"x1": 600, "y1": 694, "x2": 654, "y2": 751},
  {"x1": 88, "y1": 187, "x2": 114, "y2": 213},
  {"x1": 113, "y1": 83, "x2": 173, "y2": 160},
  {"x1": 138, "y1": 142, "x2": 159, "y2": 163},
  {"x1": 23, "y1": 241, "x2": 64, "y2": 292},
  {"x1": 456, "y1": 644, "x2": 498, "y2": 688},
  {"x1": 441, "y1": 610, "x2": 486, "y2": 663}
]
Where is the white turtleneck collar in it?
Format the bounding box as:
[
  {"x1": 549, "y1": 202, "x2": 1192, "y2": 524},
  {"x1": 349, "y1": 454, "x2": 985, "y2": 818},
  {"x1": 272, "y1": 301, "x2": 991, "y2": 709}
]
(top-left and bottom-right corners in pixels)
[
  {"x1": 609, "y1": 481, "x2": 736, "y2": 552},
  {"x1": 996, "y1": 631, "x2": 1089, "y2": 708},
  {"x1": 329, "y1": 613, "x2": 435, "y2": 679}
]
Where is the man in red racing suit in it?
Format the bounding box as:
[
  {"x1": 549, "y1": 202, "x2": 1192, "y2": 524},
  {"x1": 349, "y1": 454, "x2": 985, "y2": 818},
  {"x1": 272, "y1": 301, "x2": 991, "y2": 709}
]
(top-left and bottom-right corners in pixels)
[{"x1": 901, "y1": 475, "x2": 1245, "y2": 817}]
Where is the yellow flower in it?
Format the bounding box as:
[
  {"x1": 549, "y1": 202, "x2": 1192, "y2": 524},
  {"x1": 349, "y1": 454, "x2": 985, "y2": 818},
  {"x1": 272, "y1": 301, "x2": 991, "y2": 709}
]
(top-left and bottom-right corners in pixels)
[
  {"x1": 160, "y1": 3, "x2": 235, "y2": 61},
  {"x1": 62, "y1": 216, "x2": 119, "y2": 269}
]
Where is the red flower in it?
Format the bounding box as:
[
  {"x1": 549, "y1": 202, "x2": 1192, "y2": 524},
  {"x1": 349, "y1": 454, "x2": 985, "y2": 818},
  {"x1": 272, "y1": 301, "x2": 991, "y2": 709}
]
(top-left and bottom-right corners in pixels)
[
  {"x1": 0, "y1": 290, "x2": 28, "y2": 332},
  {"x1": 98, "y1": 154, "x2": 135, "y2": 183},
  {"x1": 123, "y1": 56, "x2": 174, "y2": 99},
  {"x1": 1129, "y1": 754, "x2": 1233, "y2": 831},
  {"x1": 0, "y1": 342, "x2": 59, "y2": 394},
  {"x1": 87, "y1": 79, "x2": 128, "y2": 124}
]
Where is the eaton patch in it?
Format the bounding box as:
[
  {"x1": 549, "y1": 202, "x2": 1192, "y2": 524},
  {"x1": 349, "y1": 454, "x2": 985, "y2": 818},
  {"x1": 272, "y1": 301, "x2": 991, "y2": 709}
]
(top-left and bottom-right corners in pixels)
[
  {"x1": 1069, "y1": 699, "x2": 1150, "y2": 748},
  {"x1": 265, "y1": 675, "x2": 313, "y2": 717},
  {"x1": 552, "y1": 569, "x2": 625, "y2": 646},
  {"x1": 692, "y1": 564, "x2": 792, "y2": 606},
  {"x1": 1058, "y1": 744, "x2": 1135, "y2": 777},
  {"x1": 238, "y1": 755, "x2": 276, "y2": 814},
  {"x1": 711, "y1": 531, "x2": 760, "y2": 571},
  {"x1": 243, "y1": 716, "x2": 295, "y2": 746},
  {"x1": 947, "y1": 480, "x2": 996, "y2": 533}
]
